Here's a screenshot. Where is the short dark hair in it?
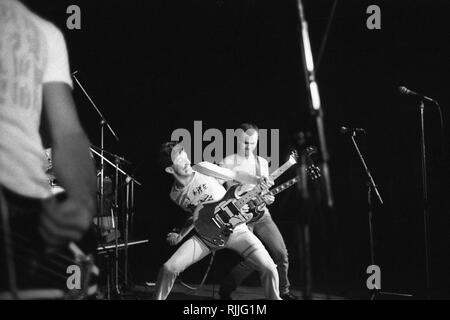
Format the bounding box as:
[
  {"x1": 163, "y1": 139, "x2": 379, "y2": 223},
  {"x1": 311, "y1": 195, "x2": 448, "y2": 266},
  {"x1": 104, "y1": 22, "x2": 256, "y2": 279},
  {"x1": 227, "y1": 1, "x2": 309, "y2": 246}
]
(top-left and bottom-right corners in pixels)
[
  {"x1": 239, "y1": 123, "x2": 258, "y2": 132},
  {"x1": 158, "y1": 141, "x2": 179, "y2": 169}
]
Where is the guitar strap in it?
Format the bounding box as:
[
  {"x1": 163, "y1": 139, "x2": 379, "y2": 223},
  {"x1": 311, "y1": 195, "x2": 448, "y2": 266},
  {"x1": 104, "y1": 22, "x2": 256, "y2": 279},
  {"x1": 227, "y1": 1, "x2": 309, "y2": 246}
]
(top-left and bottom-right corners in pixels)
[{"x1": 255, "y1": 155, "x2": 261, "y2": 178}]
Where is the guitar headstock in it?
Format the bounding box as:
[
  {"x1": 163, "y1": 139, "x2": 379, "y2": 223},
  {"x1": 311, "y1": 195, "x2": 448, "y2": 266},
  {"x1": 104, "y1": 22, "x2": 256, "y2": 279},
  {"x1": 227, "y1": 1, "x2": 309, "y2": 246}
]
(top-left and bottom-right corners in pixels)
[
  {"x1": 306, "y1": 164, "x2": 321, "y2": 180},
  {"x1": 288, "y1": 150, "x2": 299, "y2": 164},
  {"x1": 288, "y1": 146, "x2": 319, "y2": 166}
]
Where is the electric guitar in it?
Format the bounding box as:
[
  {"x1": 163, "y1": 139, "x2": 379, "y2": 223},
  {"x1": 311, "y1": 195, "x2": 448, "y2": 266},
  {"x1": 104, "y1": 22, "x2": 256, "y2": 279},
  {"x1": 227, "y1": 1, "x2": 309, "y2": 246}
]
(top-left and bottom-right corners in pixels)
[
  {"x1": 247, "y1": 164, "x2": 321, "y2": 224},
  {"x1": 193, "y1": 149, "x2": 310, "y2": 248},
  {"x1": 0, "y1": 188, "x2": 99, "y2": 300}
]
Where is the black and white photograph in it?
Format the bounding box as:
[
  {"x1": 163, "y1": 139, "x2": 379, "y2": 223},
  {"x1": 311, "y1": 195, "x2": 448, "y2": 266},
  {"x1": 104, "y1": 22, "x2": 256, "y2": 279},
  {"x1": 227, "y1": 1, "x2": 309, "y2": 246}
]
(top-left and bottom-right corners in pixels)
[{"x1": 1, "y1": 0, "x2": 450, "y2": 307}]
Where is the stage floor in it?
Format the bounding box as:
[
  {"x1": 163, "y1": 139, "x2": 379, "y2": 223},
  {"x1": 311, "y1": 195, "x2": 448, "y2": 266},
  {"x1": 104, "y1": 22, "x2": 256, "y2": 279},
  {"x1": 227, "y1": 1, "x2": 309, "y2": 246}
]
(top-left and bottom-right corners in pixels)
[{"x1": 99, "y1": 282, "x2": 346, "y2": 300}]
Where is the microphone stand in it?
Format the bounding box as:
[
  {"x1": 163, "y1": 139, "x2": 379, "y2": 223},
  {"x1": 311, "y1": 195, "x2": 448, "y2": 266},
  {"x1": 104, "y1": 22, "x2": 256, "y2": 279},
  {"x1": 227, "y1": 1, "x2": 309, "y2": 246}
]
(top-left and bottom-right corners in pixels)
[
  {"x1": 124, "y1": 175, "x2": 135, "y2": 290},
  {"x1": 347, "y1": 132, "x2": 413, "y2": 300},
  {"x1": 296, "y1": 0, "x2": 334, "y2": 299},
  {"x1": 90, "y1": 147, "x2": 142, "y2": 298},
  {"x1": 113, "y1": 157, "x2": 121, "y2": 295},
  {"x1": 91, "y1": 144, "x2": 132, "y2": 165},
  {"x1": 299, "y1": 151, "x2": 312, "y2": 300},
  {"x1": 296, "y1": 0, "x2": 333, "y2": 209},
  {"x1": 419, "y1": 100, "x2": 431, "y2": 299},
  {"x1": 348, "y1": 132, "x2": 381, "y2": 299},
  {"x1": 72, "y1": 71, "x2": 120, "y2": 225},
  {"x1": 349, "y1": 131, "x2": 382, "y2": 272},
  {"x1": 72, "y1": 71, "x2": 121, "y2": 298},
  {"x1": 90, "y1": 148, "x2": 141, "y2": 186},
  {"x1": 399, "y1": 88, "x2": 440, "y2": 298}
]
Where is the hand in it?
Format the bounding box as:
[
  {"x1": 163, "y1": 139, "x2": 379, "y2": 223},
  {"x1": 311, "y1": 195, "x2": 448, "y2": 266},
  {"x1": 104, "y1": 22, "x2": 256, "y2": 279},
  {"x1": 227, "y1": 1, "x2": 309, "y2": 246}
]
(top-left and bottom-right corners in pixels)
[
  {"x1": 258, "y1": 176, "x2": 274, "y2": 191},
  {"x1": 240, "y1": 204, "x2": 249, "y2": 214},
  {"x1": 222, "y1": 223, "x2": 234, "y2": 236},
  {"x1": 239, "y1": 204, "x2": 254, "y2": 221},
  {"x1": 262, "y1": 194, "x2": 275, "y2": 205},
  {"x1": 40, "y1": 197, "x2": 93, "y2": 248},
  {"x1": 166, "y1": 232, "x2": 182, "y2": 246}
]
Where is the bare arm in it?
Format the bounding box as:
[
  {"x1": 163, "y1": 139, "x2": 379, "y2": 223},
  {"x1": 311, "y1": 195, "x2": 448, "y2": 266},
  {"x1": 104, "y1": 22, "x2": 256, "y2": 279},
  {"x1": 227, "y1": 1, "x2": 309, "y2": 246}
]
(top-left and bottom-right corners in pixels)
[
  {"x1": 179, "y1": 216, "x2": 194, "y2": 239},
  {"x1": 40, "y1": 82, "x2": 97, "y2": 245},
  {"x1": 166, "y1": 216, "x2": 194, "y2": 246},
  {"x1": 43, "y1": 82, "x2": 96, "y2": 209},
  {"x1": 193, "y1": 162, "x2": 260, "y2": 185}
]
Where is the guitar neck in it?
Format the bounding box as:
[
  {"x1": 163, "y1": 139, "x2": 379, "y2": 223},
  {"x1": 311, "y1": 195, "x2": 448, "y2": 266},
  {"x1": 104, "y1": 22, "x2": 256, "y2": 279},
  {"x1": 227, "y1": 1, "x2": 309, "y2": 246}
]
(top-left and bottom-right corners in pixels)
[
  {"x1": 234, "y1": 156, "x2": 297, "y2": 209},
  {"x1": 269, "y1": 156, "x2": 297, "y2": 181},
  {"x1": 269, "y1": 176, "x2": 301, "y2": 196},
  {"x1": 234, "y1": 185, "x2": 263, "y2": 210}
]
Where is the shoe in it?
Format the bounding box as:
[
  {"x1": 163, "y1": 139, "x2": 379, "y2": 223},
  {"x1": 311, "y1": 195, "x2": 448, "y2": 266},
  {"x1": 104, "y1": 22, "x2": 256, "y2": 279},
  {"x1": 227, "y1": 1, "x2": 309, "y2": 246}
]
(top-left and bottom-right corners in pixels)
[{"x1": 281, "y1": 292, "x2": 299, "y2": 300}]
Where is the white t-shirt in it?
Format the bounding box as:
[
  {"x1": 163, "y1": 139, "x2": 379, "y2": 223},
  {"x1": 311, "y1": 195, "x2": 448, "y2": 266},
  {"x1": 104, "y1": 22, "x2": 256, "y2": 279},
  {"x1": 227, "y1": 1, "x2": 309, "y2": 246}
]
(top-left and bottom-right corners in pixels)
[
  {"x1": 220, "y1": 153, "x2": 269, "y2": 189},
  {"x1": 220, "y1": 153, "x2": 271, "y2": 215},
  {"x1": 0, "y1": 0, "x2": 73, "y2": 198},
  {"x1": 170, "y1": 172, "x2": 226, "y2": 214}
]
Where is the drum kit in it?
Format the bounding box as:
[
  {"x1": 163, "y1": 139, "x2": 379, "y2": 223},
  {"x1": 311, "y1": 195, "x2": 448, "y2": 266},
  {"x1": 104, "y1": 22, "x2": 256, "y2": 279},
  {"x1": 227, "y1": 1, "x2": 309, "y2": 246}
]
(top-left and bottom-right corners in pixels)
[
  {"x1": 44, "y1": 146, "x2": 145, "y2": 298},
  {"x1": 45, "y1": 147, "x2": 137, "y2": 234}
]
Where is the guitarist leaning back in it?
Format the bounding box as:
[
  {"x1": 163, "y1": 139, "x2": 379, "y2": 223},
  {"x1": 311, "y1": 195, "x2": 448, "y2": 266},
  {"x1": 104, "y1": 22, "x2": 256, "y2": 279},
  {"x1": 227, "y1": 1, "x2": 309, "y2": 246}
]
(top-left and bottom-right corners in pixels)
[{"x1": 153, "y1": 141, "x2": 281, "y2": 300}]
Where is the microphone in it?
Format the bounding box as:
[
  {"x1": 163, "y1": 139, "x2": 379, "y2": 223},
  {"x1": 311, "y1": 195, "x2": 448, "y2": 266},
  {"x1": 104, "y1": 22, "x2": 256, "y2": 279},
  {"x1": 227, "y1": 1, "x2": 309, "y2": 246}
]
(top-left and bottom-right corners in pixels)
[
  {"x1": 72, "y1": 70, "x2": 79, "y2": 76},
  {"x1": 398, "y1": 86, "x2": 437, "y2": 104},
  {"x1": 340, "y1": 126, "x2": 366, "y2": 134}
]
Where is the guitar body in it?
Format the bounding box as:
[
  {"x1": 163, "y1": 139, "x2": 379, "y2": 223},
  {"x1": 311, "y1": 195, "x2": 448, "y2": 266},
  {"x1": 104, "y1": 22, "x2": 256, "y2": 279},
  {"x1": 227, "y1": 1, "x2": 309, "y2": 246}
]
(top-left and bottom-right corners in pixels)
[
  {"x1": 247, "y1": 197, "x2": 267, "y2": 224},
  {"x1": 193, "y1": 148, "x2": 321, "y2": 248},
  {"x1": 193, "y1": 185, "x2": 253, "y2": 248}
]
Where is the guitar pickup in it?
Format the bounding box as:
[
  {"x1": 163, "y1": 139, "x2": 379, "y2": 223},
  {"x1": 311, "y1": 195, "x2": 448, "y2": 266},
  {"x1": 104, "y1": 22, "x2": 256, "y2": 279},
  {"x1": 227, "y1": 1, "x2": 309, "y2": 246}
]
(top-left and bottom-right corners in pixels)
[
  {"x1": 211, "y1": 217, "x2": 222, "y2": 229},
  {"x1": 227, "y1": 202, "x2": 241, "y2": 216}
]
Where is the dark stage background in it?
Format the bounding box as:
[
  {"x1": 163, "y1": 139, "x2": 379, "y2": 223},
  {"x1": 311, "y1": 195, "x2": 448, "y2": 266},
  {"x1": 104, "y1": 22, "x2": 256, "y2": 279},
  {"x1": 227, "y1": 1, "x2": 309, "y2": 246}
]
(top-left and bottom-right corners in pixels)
[{"x1": 28, "y1": 0, "x2": 450, "y2": 299}]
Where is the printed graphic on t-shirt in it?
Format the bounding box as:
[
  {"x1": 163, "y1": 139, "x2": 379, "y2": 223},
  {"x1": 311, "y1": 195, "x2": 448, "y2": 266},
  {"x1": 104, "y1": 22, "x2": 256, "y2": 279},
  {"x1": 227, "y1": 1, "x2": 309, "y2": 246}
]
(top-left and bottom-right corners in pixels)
[
  {"x1": 171, "y1": 173, "x2": 226, "y2": 213},
  {"x1": 0, "y1": 2, "x2": 46, "y2": 111}
]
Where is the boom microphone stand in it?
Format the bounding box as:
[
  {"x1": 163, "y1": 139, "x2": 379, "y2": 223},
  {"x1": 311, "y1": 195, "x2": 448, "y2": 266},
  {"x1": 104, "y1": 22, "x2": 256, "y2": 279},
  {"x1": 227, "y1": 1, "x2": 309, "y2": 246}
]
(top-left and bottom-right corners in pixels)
[
  {"x1": 346, "y1": 130, "x2": 382, "y2": 294},
  {"x1": 72, "y1": 71, "x2": 120, "y2": 227},
  {"x1": 72, "y1": 71, "x2": 122, "y2": 297},
  {"x1": 344, "y1": 128, "x2": 413, "y2": 300}
]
